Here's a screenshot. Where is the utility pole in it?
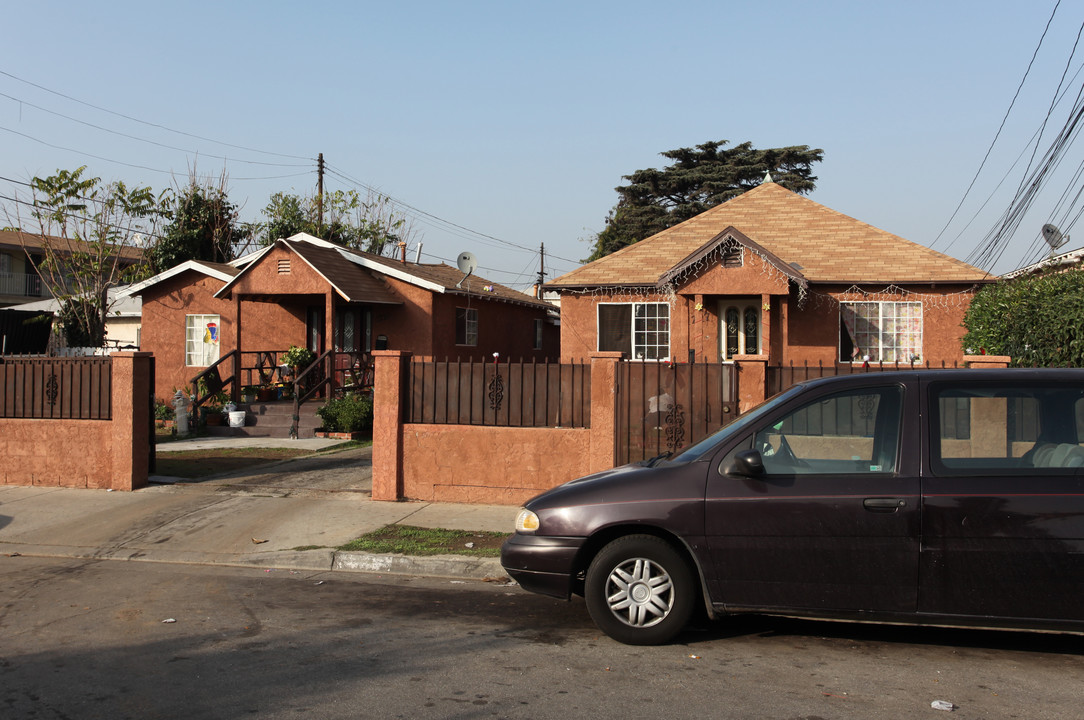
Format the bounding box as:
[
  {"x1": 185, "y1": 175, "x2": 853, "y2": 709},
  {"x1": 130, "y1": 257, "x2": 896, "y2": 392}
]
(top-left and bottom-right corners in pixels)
[
  {"x1": 536, "y1": 243, "x2": 546, "y2": 298},
  {"x1": 316, "y1": 153, "x2": 325, "y2": 237}
]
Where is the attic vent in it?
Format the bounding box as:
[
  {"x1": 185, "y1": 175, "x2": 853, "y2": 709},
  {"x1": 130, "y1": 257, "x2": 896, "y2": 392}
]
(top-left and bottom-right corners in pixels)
[
  {"x1": 278, "y1": 258, "x2": 291, "y2": 274},
  {"x1": 722, "y1": 245, "x2": 743, "y2": 268}
]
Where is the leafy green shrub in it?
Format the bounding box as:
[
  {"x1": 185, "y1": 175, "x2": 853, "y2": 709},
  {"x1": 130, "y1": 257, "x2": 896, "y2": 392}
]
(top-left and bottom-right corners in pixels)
[
  {"x1": 317, "y1": 393, "x2": 374, "y2": 433},
  {"x1": 962, "y1": 269, "x2": 1084, "y2": 367},
  {"x1": 280, "y1": 345, "x2": 316, "y2": 369},
  {"x1": 154, "y1": 400, "x2": 175, "y2": 421}
]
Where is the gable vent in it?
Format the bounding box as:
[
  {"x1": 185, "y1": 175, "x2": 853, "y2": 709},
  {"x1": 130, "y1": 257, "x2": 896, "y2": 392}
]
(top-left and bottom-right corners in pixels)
[
  {"x1": 722, "y1": 245, "x2": 743, "y2": 268},
  {"x1": 278, "y1": 258, "x2": 291, "y2": 274}
]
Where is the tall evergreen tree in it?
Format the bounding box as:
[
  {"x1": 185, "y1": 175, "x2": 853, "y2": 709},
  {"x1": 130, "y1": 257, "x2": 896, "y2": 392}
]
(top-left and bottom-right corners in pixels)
[{"x1": 588, "y1": 140, "x2": 824, "y2": 260}]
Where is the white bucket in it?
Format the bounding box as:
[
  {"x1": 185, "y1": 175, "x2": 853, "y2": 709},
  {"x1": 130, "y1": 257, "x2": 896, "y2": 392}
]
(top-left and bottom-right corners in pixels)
[{"x1": 228, "y1": 411, "x2": 246, "y2": 428}]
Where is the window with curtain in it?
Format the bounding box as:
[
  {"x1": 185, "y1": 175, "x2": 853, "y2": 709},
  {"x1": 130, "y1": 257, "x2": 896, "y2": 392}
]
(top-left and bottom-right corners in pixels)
[
  {"x1": 839, "y1": 301, "x2": 922, "y2": 362},
  {"x1": 185, "y1": 314, "x2": 221, "y2": 367},
  {"x1": 597, "y1": 302, "x2": 670, "y2": 360}
]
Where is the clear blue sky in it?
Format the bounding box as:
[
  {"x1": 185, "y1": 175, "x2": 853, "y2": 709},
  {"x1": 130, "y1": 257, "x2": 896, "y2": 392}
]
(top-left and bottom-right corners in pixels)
[{"x1": 3, "y1": 0, "x2": 1082, "y2": 288}]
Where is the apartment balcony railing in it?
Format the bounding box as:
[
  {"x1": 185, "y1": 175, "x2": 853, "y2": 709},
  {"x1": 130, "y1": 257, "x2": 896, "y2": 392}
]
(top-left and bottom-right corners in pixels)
[{"x1": 0, "y1": 272, "x2": 44, "y2": 298}]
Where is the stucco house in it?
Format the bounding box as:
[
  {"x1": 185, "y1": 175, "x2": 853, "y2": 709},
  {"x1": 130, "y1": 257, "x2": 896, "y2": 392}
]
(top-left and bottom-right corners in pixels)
[
  {"x1": 123, "y1": 233, "x2": 559, "y2": 402},
  {"x1": 547, "y1": 180, "x2": 993, "y2": 407}
]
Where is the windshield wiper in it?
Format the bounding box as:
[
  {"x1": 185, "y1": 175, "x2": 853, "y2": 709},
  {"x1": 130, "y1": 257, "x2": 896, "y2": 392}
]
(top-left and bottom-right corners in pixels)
[{"x1": 642, "y1": 451, "x2": 672, "y2": 467}]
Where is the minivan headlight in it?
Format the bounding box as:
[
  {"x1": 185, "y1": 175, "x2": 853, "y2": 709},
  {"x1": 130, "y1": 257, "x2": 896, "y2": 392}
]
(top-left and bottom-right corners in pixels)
[{"x1": 514, "y1": 508, "x2": 540, "y2": 533}]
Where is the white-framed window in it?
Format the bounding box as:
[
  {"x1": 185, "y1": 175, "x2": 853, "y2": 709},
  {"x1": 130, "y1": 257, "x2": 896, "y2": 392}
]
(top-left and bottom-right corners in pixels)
[
  {"x1": 456, "y1": 307, "x2": 478, "y2": 346},
  {"x1": 720, "y1": 299, "x2": 761, "y2": 360},
  {"x1": 597, "y1": 302, "x2": 670, "y2": 360},
  {"x1": 839, "y1": 301, "x2": 922, "y2": 362},
  {"x1": 185, "y1": 314, "x2": 221, "y2": 367}
]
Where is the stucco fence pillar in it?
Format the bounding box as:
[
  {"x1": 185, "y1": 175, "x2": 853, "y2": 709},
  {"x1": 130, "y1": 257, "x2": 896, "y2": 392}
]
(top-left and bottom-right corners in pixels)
[
  {"x1": 0, "y1": 352, "x2": 152, "y2": 491},
  {"x1": 964, "y1": 355, "x2": 1011, "y2": 369}
]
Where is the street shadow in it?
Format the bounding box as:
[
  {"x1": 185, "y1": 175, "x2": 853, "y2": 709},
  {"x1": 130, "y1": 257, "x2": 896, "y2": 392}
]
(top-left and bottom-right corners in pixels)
[{"x1": 679, "y1": 613, "x2": 1084, "y2": 656}]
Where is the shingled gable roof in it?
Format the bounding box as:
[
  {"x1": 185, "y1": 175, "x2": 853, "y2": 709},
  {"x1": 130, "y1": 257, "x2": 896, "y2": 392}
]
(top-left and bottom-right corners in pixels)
[
  {"x1": 215, "y1": 234, "x2": 552, "y2": 310},
  {"x1": 549, "y1": 182, "x2": 991, "y2": 289},
  {"x1": 119, "y1": 259, "x2": 240, "y2": 298}
]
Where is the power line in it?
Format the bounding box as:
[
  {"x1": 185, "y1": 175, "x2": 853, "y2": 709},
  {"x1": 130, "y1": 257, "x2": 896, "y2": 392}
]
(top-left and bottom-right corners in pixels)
[
  {"x1": 934, "y1": 0, "x2": 1062, "y2": 252},
  {"x1": 323, "y1": 163, "x2": 582, "y2": 267},
  {"x1": 0, "y1": 91, "x2": 311, "y2": 169},
  {"x1": 0, "y1": 69, "x2": 311, "y2": 161}
]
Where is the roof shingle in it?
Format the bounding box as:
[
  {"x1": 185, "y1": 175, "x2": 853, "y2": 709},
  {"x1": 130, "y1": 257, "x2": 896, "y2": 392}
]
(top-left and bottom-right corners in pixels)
[{"x1": 550, "y1": 183, "x2": 990, "y2": 287}]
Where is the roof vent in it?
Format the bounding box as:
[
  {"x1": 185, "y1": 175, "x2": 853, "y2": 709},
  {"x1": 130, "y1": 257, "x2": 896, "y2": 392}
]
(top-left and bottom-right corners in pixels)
[{"x1": 278, "y1": 258, "x2": 291, "y2": 274}]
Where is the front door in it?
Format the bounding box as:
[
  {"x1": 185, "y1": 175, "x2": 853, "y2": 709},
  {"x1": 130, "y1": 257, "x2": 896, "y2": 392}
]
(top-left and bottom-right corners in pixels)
[
  {"x1": 706, "y1": 381, "x2": 920, "y2": 613},
  {"x1": 306, "y1": 307, "x2": 324, "y2": 355}
]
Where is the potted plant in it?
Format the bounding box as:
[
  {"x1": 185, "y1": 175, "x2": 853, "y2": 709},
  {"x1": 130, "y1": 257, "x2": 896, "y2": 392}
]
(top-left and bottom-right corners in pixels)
[
  {"x1": 200, "y1": 390, "x2": 229, "y2": 426},
  {"x1": 280, "y1": 345, "x2": 316, "y2": 375},
  {"x1": 241, "y1": 385, "x2": 258, "y2": 403}
]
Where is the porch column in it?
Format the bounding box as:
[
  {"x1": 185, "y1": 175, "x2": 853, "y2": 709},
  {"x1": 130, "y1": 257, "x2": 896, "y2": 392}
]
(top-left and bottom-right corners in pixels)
[
  {"x1": 232, "y1": 292, "x2": 242, "y2": 403},
  {"x1": 372, "y1": 350, "x2": 411, "y2": 501},
  {"x1": 588, "y1": 351, "x2": 623, "y2": 473},
  {"x1": 325, "y1": 290, "x2": 336, "y2": 396}
]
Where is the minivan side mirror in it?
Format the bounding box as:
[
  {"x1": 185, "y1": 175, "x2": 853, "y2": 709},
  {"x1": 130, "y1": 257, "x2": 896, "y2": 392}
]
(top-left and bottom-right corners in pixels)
[{"x1": 726, "y1": 449, "x2": 765, "y2": 478}]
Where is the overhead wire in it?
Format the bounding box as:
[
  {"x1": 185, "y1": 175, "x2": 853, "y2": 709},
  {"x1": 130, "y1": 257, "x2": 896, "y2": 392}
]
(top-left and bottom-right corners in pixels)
[
  {"x1": 323, "y1": 163, "x2": 581, "y2": 268},
  {"x1": 0, "y1": 91, "x2": 311, "y2": 168},
  {"x1": 0, "y1": 71, "x2": 583, "y2": 278},
  {"x1": 964, "y1": 13, "x2": 1084, "y2": 272},
  {"x1": 933, "y1": 0, "x2": 1062, "y2": 252},
  {"x1": 0, "y1": 69, "x2": 311, "y2": 161}
]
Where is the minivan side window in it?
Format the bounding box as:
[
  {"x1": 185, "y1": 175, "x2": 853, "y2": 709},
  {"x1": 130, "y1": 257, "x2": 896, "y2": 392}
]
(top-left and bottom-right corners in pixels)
[
  {"x1": 751, "y1": 386, "x2": 903, "y2": 475},
  {"x1": 931, "y1": 384, "x2": 1084, "y2": 474}
]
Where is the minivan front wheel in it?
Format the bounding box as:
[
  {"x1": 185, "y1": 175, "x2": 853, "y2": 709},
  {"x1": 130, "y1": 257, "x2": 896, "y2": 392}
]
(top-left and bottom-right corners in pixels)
[{"x1": 584, "y1": 535, "x2": 695, "y2": 645}]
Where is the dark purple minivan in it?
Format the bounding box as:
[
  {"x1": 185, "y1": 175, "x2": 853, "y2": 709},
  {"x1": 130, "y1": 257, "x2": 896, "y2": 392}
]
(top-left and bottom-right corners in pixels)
[{"x1": 501, "y1": 369, "x2": 1084, "y2": 644}]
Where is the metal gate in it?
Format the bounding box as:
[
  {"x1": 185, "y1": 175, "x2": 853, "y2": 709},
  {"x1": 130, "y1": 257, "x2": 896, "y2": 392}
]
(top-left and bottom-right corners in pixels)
[{"x1": 616, "y1": 360, "x2": 739, "y2": 465}]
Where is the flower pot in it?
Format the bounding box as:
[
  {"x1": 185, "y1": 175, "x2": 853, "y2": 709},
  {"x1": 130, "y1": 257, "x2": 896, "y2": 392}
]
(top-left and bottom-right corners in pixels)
[
  {"x1": 257, "y1": 388, "x2": 278, "y2": 402},
  {"x1": 205, "y1": 412, "x2": 224, "y2": 426}
]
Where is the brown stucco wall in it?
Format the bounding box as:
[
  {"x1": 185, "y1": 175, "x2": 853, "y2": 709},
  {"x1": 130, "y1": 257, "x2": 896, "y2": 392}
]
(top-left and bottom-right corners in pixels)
[
  {"x1": 372, "y1": 352, "x2": 619, "y2": 505},
  {"x1": 558, "y1": 279, "x2": 978, "y2": 369},
  {"x1": 428, "y1": 292, "x2": 558, "y2": 361},
  {"x1": 0, "y1": 353, "x2": 151, "y2": 490},
  {"x1": 140, "y1": 267, "x2": 309, "y2": 400},
  {"x1": 400, "y1": 425, "x2": 591, "y2": 504}
]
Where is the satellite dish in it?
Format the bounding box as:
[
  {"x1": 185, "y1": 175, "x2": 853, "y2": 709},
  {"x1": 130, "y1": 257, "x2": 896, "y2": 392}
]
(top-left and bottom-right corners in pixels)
[
  {"x1": 456, "y1": 251, "x2": 477, "y2": 288},
  {"x1": 1042, "y1": 224, "x2": 1067, "y2": 253}
]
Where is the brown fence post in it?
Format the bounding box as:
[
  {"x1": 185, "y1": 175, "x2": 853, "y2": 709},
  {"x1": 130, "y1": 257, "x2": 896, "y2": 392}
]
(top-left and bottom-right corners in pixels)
[
  {"x1": 110, "y1": 352, "x2": 153, "y2": 491},
  {"x1": 588, "y1": 352, "x2": 623, "y2": 473},
  {"x1": 734, "y1": 353, "x2": 769, "y2": 413},
  {"x1": 372, "y1": 350, "x2": 411, "y2": 501}
]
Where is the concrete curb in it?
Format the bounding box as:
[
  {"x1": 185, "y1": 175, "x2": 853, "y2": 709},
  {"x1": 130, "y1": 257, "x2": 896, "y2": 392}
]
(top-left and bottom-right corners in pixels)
[
  {"x1": 1, "y1": 543, "x2": 509, "y2": 582},
  {"x1": 333, "y1": 551, "x2": 507, "y2": 580}
]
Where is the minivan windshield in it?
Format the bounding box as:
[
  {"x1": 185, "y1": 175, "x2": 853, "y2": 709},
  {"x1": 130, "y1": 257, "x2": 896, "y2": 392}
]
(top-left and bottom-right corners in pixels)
[{"x1": 669, "y1": 385, "x2": 806, "y2": 463}]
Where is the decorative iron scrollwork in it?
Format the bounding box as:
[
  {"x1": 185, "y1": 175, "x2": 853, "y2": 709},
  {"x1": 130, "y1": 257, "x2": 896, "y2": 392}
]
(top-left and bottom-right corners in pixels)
[
  {"x1": 488, "y1": 369, "x2": 504, "y2": 412},
  {"x1": 664, "y1": 403, "x2": 685, "y2": 453},
  {"x1": 45, "y1": 373, "x2": 59, "y2": 407}
]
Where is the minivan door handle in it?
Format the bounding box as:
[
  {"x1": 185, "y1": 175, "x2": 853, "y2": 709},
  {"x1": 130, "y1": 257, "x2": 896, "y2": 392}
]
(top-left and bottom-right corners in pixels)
[{"x1": 863, "y1": 497, "x2": 905, "y2": 512}]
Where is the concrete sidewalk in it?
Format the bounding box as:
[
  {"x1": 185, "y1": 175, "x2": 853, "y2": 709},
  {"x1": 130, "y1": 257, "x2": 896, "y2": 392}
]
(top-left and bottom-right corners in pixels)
[{"x1": 0, "y1": 438, "x2": 521, "y2": 581}]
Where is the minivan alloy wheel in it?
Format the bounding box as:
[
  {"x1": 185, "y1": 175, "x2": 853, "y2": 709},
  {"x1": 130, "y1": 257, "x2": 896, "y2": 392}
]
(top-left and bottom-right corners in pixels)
[
  {"x1": 605, "y1": 557, "x2": 673, "y2": 627},
  {"x1": 585, "y1": 534, "x2": 696, "y2": 645}
]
